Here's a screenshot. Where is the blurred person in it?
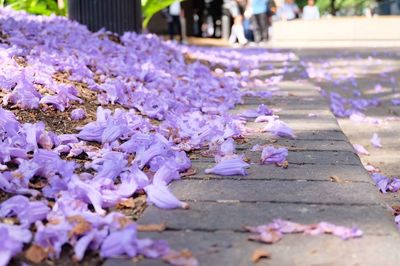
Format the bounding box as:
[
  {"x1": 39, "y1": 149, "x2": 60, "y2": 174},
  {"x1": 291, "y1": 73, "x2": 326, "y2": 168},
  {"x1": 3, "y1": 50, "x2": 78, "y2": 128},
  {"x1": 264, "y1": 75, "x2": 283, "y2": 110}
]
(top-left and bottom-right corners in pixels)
[
  {"x1": 266, "y1": 0, "x2": 277, "y2": 40},
  {"x1": 246, "y1": 0, "x2": 268, "y2": 43},
  {"x1": 165, "y1": 1, "x2": 183, "y2": 42},
  {"x1": 223, "y1": 0, "x2": 247, "y2": 45},
  {"x1": 276, "y1": 0, "x2": 300, "y2": 20},
  {"x1": 302, "y1": 0, "x2": 320, "y2": 20}
]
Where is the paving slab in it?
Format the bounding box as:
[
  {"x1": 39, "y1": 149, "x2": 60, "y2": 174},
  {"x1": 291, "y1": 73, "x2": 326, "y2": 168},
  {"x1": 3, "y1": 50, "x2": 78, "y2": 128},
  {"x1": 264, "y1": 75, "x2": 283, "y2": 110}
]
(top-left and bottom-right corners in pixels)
[
  {"x1": 189, "y1": 162, "x2": 372, "y2": 182},
  {"x1": 236, "y1": 138, "x2": 354, "y2": 152},
  {"x1": 243, "y1": 130, "x2": 349, "y2": 142},
  {"x1": 169, "y1": 179, "x2": 378, "y2": 205},
  {"x1": 139, "y1": 202, "x2": 394, "y2": 235},
  {"x1": 193, "y1": 150, "x2": 361, "y2": 165},
  {"x1": 105, "y1": 232, "x2": 400, "y2": 266}
]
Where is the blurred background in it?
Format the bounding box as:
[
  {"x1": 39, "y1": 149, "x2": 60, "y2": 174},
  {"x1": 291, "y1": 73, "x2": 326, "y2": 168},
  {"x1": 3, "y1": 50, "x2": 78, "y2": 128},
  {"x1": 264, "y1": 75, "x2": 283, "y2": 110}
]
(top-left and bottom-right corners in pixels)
[{"x1": 1, "y1": 0, "x2": 399, "y2": 45}]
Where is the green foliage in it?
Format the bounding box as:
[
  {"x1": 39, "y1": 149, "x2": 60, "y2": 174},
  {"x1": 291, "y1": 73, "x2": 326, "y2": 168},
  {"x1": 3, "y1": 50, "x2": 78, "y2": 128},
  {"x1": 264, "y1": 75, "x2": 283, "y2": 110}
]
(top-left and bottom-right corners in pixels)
[
  {"x1": 2, "y1": 0, "x2": 67, "y2": 16},
  {"x1": 296, "y1": 0, "x2": 373, "y2": 15},
  {"x1": 142, "y1": 0, "x2": 183, "y2": 28}
]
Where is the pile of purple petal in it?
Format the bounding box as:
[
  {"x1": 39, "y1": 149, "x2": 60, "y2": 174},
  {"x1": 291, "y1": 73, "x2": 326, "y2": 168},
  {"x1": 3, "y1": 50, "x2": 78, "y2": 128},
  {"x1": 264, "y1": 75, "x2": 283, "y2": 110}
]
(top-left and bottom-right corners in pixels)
[
  {"x1": 245, "y1": 219, "x2": 363, "y2": 244},
  {"x1": 371, "y1": 173, "x2": 400, "y2": 193}
]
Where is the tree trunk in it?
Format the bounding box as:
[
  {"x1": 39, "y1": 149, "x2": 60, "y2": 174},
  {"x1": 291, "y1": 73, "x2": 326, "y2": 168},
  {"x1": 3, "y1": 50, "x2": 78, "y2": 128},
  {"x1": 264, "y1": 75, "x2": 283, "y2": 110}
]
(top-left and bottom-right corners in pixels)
[{"x1": 330, "y1": 0, "x2": 336, "y2": 15}]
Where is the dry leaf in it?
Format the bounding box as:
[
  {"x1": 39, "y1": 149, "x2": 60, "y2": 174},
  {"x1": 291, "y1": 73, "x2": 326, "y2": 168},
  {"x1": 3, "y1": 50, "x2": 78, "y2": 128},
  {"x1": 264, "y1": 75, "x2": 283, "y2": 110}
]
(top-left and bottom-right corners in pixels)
[
  {"x1": 251, "y1": 248, "x2": 271, "y2": 263},
  {"x1": 137, "y1": 223, "x2": 166, "y2": 232},
  {"x1": 330, "y1": 175, "x2": 343, "y2": 183},
  {"x1": 243, "y1": 157, "x2": 251, "y2": 163},
  {"x1": 234, "y1": 137, "x2": 248, "y2": 145},
  {"x1": 116, "y1": 198, "x2": 135, "y2": 209},
  {"x1": 25, "y1": 245, "x2": 48, "y2": 264},
  {"x1": 391, "y1": 205, "x2": 400, "y2": 216},
  {"x1": 181, "y1": 168, "x2": 197, "y2": 177},
  {"x1": 163, "y1": 249, "x2": 199, "y2": 266},
  {"x1": 248, "y1": 230, "x2": 282, "y2": 244},
  {"x1": 277, "y1": 161, "x2": 289, "y2": 169},
  {"x1": 67, "y1": 215, "x2": 91, "y2": 236}
]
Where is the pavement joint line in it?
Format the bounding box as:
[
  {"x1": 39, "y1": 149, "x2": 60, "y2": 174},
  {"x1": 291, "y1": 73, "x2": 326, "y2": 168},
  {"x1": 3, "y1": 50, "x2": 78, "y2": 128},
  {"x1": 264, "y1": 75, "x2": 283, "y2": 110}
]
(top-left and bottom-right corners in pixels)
[
  {"x1": 179, "y1": 199, "x2": 380, "y2": 207},
  {"x1": 181, "y1": 177, "x2": 372, "y2": 184},
  {"x1": 285, "y1": 162, "x2": 360, "y2": 166},
  {"x1": 148, "y1": 228, "x2": 395, "y2": 237}
]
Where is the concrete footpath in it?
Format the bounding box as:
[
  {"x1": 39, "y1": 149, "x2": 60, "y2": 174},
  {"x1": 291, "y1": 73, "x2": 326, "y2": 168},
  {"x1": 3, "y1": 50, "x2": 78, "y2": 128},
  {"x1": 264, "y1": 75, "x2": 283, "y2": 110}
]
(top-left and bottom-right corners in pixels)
[{"x1": 106, "y1": 59, "x2": 400, "y2": 265}]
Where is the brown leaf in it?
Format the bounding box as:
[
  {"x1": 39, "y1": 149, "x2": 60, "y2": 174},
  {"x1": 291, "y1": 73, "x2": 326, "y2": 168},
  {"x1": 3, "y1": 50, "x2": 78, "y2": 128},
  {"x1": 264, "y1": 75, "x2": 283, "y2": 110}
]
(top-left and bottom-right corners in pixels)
[
  {"x1": 234, "y1": 137, "x2": 248, "y2": 145},
  {"x1": 181, "y1": 168, "x2": 197, "y2": 177},
  {"x1": 330, "y1": 175, "x2": 343, "y2": 183},
  {"x1": 67, "y1": 215, "x2": 92, "y2": 236},
  {"x1": 163, "y1": 249, "x2": 199, "y2": 266},
  {"x1": 243, "y1": 156, "x2": 251, "y2": 163},
  {"x1": 251, "y1": 248, "x2": 271, "y2": 263},
  {"x1": 248, "y1": 230, "x2": 282, "y2": 244},
  {"x1": 25, "y1": 245, "x2": 48, "y2": 264},
  {"x1": 277, "y1": 161, "x2": 289, "y2": 169},
  {"x1": 116, "y1": 198, "x2": 135, "y2": 209},
  {"x1": 392, "y1": 205, "x2": 400, "y2": 216},
  {"x1": 137, "y1": 223, "x2": 166, "y2": 232}
]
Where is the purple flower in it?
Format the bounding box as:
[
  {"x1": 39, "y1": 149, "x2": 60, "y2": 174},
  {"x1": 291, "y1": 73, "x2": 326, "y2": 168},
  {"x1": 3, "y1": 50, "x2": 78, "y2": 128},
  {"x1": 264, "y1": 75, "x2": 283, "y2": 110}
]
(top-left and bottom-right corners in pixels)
[
  {"x1": 144, "y1": 184, "x2": 188, "y2": 209},
  {"x1": 392, "y1": 99, "x2": 400, "y2": 106},
  {"x1": 220, "y1": 138, "x2": 235, "y2": 156},
  {"x1": 134, "y1": 142, "x2": 168, "y2": 169},
  {"x1": 100, "y1": 224, "x2": 138, "y2": 258},
  {"x1": 153, "y1": 164, "x2": 180, "y2": 186},
  {"x1": 68, "y1": 175, "x2": 106, "y2": 215},
  {"x1": 0, "y1": 195, "x2": 50, "y2": 226},
  {"x1": 371, "y1": 173, "x2": 390, "y2": 193},
  {"x1": 370, "y1": 133, "x2": 382, "y2": 148},
  {"x1": 0, "y1": 224, "x2": 32, "y2": 266},
  {"x1": 240, "y1": 104, "x2": 272, "y2": 118},
  {"x1": 77, "y1": 122, "x2": 105, "y2": 142},
  {"x1": 263, "y1": 119, "x2": 296, "y2": 139},
  {"x1": 34, "y1": 220, "x2": 70, "y2": 259},
  {"x1": 71, "y1": 108, "x2": 86, "y2": 121},
  {"x1": 205, "y1": 157, "x2": 249, "y2": 176},
  {"x1": 261, "y1": 146, "x2": 288, "y2": 164},
  {"x1": 137, "y1": 238, "x2": 170, "y2": 259},
  {"x1": 353, "y1": 144, "x2": 369, "y2": 156},
  {"x1": 388, "y1": 177, "x2": 400, "y2": 192},
  {"x1": 92, "y1": 151, "x2": 127, "y2": 180},
  {"x1": 315, "y1": 222, "x2": 363, "y2": 240}
]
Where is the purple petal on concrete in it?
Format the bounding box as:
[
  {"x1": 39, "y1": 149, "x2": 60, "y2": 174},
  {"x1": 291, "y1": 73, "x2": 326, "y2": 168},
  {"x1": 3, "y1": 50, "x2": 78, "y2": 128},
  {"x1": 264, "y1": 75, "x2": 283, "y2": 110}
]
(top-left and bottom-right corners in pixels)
[
  {"x1": 371, "y1": 173, "x2": 390, "y2": 193},
  {"x1": 261, "y1": 146, "x2": 288, "y2": 164},
  {"x1": 392, "y1": 99, "x2": 400, "y2": 106},
  {"x1": 353, "y1": 144, "x2": 370, "y2": 156},
  {"x1": 316, "y1": 222, "x2": 363, "y2": 240},
  {"x1": 152, "y1": 164, "x2": 180, "y2": 186},
  {"x1": 370, "y1": 133, "x2": 382, "y2": 148},
  {"x1": 388, "y1": 178, "x2": 400, "y2": 193},
  {"x1": 263, "y1": 119, "x2": 296, "y2": 139},
  {"x1": 251, "y1": 144, "x2": 263, "y2": 152},
  {"x1": 205, "y1": 157, "x2": 249, "y2": 176},
  {"x1": 137, "y1": 238, "x2": 170, "y2": 259},
  {"x1": 144, "y1": 184, "x2": 188, "y2": 209}
]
